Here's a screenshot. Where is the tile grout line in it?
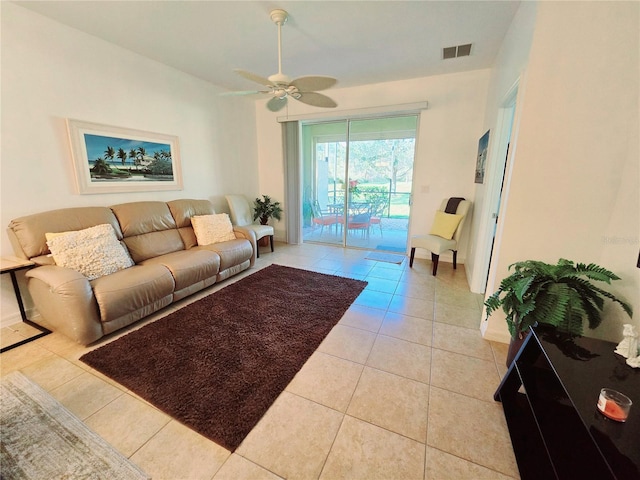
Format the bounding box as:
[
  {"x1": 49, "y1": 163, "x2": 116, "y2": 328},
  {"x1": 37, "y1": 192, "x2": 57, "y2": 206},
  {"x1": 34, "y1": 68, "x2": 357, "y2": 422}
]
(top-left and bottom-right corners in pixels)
[{"x1": 424, "y1": 289, "x2": 438, "y2": 480}]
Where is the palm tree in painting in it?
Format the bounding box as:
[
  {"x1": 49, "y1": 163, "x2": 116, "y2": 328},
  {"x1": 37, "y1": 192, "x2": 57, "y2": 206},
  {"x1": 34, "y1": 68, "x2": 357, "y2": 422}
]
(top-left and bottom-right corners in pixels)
[
  {"x1": 117, "y1": 148, "x2": 127, "y2": 167},
  {"x1": 91, "y1": 157, "x2": 110, "y2": 175},
  {"x1": 136, "y1": 147, "x2": 148, "y2": 170},
  {"x1": 153, "y1": 150, "x2": 172, "y2": 161},
  {"x1": 129, "y1": 149, "x2": 139, "y2": 170},
  {"x1": 137, "y1": 146, "x2": 147, "y2": 160},
  {"x1": 149, "y1": 150, "x2": 173, "y2": 176},
  {"x1": 104, "y1": 146, "x2": 115, "y2": 164},
  {"x1": 90, "y1": 157, "x2": 131, "y2": 178}
]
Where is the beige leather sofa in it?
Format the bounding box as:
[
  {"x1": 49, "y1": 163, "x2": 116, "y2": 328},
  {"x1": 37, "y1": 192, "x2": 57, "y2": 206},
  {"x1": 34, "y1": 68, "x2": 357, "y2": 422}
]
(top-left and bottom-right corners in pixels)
[{"x1": 7, "y1": 199, "x2": 255, "y2": 345}]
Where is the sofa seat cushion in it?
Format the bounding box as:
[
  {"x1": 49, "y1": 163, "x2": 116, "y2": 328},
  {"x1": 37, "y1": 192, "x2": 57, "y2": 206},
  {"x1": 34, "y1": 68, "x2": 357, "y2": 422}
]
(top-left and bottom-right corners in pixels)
[
  {"x1": 140, "y1": 249, "x2": 220, "y2": 292},
  {"x1": 194, "y1": 239, "x2": 252, "y2": 271},
  {"x1": 91, "y1": 264, "x2": 175, "y2": 324}
]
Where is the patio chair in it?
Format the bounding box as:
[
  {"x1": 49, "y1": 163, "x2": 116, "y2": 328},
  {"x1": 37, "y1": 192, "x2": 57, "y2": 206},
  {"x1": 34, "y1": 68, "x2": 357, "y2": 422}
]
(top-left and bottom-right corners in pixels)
[
  {"x1": 310, "y1": 200, "x2": 341, "y2": 234},
  {"x1": 369, "y1": 197, "x2": 388, "y2": 236},
  {"x1": 346, "y1": 203, "x2": 372, "y2": 238}
]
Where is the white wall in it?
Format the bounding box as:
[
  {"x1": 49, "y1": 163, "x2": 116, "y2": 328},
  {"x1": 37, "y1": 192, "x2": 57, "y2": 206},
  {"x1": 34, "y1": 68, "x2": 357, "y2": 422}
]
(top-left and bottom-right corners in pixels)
[
  {"x1": 254, "y1": 70, "x2": 490, "y2": 254},
  {"x1": 481, "y1": 1, "x2": 640, "y2": 343},
  {"x1": 466, "y1": 1, "x2": 537, "y2": 295},
  {"x1": 0, "y1": 3, "x2": 259, "y2": 326}
]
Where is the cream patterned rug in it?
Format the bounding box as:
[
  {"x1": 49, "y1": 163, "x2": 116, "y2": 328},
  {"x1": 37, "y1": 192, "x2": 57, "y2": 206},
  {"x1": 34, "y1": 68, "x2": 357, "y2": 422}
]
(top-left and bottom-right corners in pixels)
[{"x1": 0, "y1": 371, "x2": 149, "y2": 480}]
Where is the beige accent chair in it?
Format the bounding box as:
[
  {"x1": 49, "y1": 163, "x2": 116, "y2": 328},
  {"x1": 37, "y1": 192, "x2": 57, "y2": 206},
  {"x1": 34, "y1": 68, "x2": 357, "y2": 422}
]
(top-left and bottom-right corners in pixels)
[
  {"x1": 226, "y1": 195, "x2": 274, "y2": 258},
  {"x1": 409, "y1": 198, "x2": 472, "y2": 276}
]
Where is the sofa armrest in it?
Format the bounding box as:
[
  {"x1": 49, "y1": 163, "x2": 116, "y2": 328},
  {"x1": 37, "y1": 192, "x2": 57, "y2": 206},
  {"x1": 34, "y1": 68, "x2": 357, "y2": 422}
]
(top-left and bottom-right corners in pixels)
[
  {"x1": 26, "y1": 266, "x2": 103, "y2": 345},
  {"x1": 233, "y1": 226, "x2": 257, "y2": 266}
]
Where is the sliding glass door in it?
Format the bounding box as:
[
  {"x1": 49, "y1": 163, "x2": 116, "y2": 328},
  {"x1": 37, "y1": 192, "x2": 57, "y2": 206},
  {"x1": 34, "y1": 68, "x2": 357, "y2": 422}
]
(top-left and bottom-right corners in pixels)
[
  {"x1": 302, "y1": 115, "x2": 417, "y2": 252},
  {"x1": 302, "y1": 120, "x2": 347, "y2": 246}
]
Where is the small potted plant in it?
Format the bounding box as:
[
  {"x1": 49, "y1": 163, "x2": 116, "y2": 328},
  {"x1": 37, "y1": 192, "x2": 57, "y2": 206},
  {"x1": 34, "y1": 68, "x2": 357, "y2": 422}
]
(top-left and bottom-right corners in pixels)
[
  {"x1": 253, "y1": 195, "x2": 283, "y2": 225},
  {"x1": 253, "y1": 195, "x2": 283, "y2": 246},
  {"x1": 485, "y1": 258, "x2": 633, "y2": 366}
]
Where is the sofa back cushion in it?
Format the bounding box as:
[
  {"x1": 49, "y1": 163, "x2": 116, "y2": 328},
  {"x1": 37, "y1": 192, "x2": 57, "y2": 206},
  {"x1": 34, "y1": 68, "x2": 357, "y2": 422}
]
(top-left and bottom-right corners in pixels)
[
  {"x1": 110, "y1": 201, "x2": 184, "y2": 263},
  {"x1": 7, "y1": 207, "x2": 122, "y2": 263},
  {"x1": 167, "y1": 199, "x2": 216, "y2": 249}
]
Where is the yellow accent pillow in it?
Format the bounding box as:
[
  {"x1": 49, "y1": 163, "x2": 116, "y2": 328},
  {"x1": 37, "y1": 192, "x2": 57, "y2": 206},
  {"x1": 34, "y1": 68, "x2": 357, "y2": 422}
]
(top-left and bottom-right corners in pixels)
[{"x1": 429, "y1": 211, "x2": 463, "y2": 240}]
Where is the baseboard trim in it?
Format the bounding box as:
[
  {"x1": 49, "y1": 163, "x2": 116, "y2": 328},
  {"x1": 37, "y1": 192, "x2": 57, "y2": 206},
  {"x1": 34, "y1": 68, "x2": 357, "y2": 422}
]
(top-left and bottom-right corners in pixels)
[
  {"x1": 1, "y1": 309, "x2": 40, "y2": 330},
  {"x1": 480, "y1": 318, "x2": 511, "y2": 344}
]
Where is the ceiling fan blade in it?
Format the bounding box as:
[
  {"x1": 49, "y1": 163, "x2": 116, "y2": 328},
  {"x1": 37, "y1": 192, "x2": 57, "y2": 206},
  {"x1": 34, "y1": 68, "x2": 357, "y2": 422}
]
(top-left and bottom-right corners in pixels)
[
  {"x1": 267, "y1": 96, "x2": 288, "y2": 112},
  {"x1": 219, "y1": 90, "x2": 266, "y2": 96},
  {"x1": 291, "y1": 76, "x2": 337, "y2": 92},
  {"x1": 234, "y1": 69, "x2": 275, "y2": 87},
  {"x1": 295, "y1": 92, "x2": 337, "y2": 108}
]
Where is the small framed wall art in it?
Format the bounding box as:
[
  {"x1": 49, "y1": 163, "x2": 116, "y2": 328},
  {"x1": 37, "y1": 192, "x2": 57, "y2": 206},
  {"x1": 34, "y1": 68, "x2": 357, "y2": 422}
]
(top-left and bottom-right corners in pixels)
[
  {"x1": 67, "y1": 119, "x2": 183, "y2": 194},
  {"x1": 475, "y1": 129, "x2": 490, "y2": 184}
]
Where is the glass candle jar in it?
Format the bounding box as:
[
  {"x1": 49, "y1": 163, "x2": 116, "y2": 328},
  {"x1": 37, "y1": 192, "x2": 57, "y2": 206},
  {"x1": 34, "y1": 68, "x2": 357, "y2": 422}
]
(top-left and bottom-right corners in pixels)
[{"x1": 597, "y1": 388, "x2": 632, "y2": 422}]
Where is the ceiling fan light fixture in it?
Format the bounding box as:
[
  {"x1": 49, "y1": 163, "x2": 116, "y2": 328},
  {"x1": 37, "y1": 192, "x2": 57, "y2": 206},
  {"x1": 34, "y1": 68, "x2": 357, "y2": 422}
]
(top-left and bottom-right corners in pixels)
[{"x1": 227, "y1": 8, "x2": 337, "y2": 110}]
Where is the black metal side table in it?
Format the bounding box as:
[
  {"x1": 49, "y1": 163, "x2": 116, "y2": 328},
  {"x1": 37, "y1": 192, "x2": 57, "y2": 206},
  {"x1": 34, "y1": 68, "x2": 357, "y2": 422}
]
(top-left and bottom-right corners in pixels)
[{"x1": 1, "y1": 256, "x2": 50, "y2": 353}]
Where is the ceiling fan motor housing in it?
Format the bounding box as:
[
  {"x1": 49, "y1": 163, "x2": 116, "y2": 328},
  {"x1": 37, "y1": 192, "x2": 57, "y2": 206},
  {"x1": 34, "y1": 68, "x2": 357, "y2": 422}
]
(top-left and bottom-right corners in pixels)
[{"x1": 268, "y1": 72, "x2": 292, "y2": 85}]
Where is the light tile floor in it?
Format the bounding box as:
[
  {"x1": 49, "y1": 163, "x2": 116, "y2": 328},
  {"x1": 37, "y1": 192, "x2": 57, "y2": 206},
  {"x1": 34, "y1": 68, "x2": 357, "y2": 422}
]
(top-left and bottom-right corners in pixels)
[{"x1": 0, "y1": 243, "x2": 519, "y2": 480}]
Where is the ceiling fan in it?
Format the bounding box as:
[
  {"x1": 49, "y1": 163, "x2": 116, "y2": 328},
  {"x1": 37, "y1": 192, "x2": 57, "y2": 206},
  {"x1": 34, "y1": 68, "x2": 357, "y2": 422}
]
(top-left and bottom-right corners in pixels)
[{"x1": 226, "y1": 9, "x2": 338, "y2": 112}]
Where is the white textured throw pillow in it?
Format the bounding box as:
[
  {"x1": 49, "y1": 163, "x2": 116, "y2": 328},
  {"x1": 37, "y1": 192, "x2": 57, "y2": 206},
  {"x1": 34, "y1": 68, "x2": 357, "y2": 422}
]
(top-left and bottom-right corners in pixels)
[
  {"x1": 191, "y1": 214, "x2": 236, "y2": 245},
  {"x1": 46, "y1": 224, "x2": 134, "y2": 280}
]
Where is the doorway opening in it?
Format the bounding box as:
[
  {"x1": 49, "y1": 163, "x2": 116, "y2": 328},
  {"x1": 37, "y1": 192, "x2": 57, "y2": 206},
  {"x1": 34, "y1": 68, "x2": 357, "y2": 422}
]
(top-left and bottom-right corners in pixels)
[
  {"x1": 301, "y1": 116, "x2": 418, "y2": 252},
  {"x1": 471, "y1": 80, "x2": 519, "y2": 298}
]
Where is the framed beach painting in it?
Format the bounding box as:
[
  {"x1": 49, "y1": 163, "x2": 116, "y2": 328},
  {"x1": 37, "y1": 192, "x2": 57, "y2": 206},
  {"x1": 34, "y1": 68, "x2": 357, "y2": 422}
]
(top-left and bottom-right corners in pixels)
[
  {"x1": 66, "y1": 119, "x2": 183, "y2": 194},
  {"x1": 475, "y1": 129, "x2": 490, "y2": 184}
]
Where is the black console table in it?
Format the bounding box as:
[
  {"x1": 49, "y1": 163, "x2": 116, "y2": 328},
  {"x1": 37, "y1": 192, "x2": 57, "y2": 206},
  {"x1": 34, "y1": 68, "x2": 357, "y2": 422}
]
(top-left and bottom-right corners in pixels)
[{"x1": 495, "y1": 327, "x2": 640, "y2": 480}]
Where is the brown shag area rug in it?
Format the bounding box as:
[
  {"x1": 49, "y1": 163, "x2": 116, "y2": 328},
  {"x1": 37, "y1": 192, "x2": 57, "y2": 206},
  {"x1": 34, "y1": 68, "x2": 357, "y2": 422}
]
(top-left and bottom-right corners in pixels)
[{"x1": 81, "y1": 264, "x2": 366, "y2": 452}]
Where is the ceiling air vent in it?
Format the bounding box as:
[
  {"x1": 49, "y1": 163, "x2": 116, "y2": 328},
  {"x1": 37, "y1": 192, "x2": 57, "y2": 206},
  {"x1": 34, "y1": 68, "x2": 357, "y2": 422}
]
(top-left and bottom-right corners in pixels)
[{"x1": 443, "y1": 43, "x2": 472, "y2": 60}]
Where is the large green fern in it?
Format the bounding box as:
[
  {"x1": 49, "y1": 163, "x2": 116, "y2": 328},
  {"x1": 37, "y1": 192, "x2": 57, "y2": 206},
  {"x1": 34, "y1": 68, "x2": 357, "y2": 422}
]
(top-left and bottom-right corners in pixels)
[{"x1": 485, "y1": 259, "x2": 632, "y2": 339}]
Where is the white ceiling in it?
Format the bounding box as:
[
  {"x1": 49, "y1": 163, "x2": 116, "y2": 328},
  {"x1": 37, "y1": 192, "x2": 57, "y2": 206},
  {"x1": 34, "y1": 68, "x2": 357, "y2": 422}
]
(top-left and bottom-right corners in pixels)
[{"x1": 15, "y1": 1, "x2": 521, "y2": 92}]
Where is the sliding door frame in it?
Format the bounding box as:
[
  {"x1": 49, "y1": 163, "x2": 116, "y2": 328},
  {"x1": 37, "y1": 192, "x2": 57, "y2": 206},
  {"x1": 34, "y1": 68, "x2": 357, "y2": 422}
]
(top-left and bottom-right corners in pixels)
[{"x1": 301, "y1": 113, "x2": 419, "y2": 250}]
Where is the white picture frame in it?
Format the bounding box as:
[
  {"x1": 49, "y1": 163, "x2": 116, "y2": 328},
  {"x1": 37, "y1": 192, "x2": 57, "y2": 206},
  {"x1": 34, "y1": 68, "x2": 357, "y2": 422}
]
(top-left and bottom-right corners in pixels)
[{"x1": 66, "y1": 119, "x2": 183, "y2": 194}]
